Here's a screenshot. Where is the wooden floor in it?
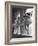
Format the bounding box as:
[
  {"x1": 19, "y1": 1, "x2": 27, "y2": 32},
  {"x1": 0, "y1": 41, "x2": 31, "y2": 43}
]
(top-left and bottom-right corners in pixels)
[{"x1": 12, "y1": 34, "x2": 32, "y2": 38}]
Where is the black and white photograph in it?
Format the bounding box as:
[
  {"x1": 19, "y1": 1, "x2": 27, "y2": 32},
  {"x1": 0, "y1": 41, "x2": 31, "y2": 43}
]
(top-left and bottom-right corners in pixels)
[
  {"x1": 5, "y1": 2, "x2": 37, "y2": 44},
  {"x1": 11, "y1": 7, "x2": 33, "y2": 38}
]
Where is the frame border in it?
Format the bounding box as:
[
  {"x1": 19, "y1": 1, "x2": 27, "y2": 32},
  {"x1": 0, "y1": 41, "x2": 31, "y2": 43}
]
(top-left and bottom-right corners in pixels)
[{"x1": 5, "y1": 1, "x2": 37, "y2": 45}]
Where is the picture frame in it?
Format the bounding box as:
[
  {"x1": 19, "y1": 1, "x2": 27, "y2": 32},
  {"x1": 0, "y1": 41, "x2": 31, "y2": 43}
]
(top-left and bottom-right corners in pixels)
[{"x1": 5, "y1": 1, "x2": 37, "y2": 45}]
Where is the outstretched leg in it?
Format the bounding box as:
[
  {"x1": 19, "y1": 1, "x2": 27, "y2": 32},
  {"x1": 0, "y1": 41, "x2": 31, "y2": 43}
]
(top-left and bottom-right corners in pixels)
[{"x1": 27, "y1": 24, "x2": 29, "y2": 34}]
